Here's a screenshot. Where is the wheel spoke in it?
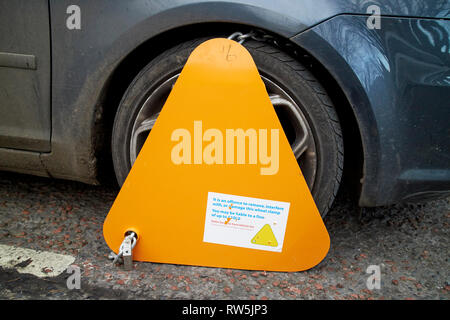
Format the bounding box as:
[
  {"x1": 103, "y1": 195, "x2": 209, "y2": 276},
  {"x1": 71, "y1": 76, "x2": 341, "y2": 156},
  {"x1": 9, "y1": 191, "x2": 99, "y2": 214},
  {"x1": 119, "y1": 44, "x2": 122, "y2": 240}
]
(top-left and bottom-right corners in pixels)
[
  {"x1": 130, "y1": 114, "x2": 159, "y2": 164},
  {"x1": 269, "y1": 94, "x2": 310, "y2": 158}
]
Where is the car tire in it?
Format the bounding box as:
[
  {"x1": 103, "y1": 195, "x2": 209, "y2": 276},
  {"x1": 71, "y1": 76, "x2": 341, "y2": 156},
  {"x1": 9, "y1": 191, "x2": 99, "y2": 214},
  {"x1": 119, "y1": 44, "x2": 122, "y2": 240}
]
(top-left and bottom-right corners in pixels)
[{"x1": 111, "y1": 37, "x2": 343, "y2": 216}]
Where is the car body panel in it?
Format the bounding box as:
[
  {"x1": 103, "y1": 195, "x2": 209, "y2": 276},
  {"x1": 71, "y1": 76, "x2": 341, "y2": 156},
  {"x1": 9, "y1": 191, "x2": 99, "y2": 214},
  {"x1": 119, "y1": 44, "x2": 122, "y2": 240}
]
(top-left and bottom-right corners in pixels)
[
  {"x1": 292, "y1": 15, "x2": 450, "y2": 205},
  {"x1": 0, "y1": 0, "x2": 449, "y2": 206},
  {"x1": 0, "y1": 0, "x2": 51, "y2": 152}
]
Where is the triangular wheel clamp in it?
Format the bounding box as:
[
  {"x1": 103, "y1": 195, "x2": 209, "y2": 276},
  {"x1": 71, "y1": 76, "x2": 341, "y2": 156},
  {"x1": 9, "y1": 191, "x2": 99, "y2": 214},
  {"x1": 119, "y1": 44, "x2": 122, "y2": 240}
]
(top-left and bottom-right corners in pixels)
[{"x1": 103, "y1": 38, "x2": 330, "y2": 271}]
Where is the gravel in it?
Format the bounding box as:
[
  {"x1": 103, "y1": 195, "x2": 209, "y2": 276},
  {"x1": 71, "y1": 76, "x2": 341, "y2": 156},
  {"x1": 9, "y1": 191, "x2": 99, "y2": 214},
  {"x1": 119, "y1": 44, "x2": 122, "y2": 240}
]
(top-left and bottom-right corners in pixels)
[{"x1": 0, "y1": 171, "x2": 448, "y2": 300}]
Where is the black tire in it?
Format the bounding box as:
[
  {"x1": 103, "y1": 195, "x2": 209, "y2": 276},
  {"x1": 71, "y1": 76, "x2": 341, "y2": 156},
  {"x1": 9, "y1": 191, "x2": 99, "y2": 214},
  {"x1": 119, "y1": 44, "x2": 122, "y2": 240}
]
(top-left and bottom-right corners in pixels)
[{"x1": 111, "y1": 38, "x2": 343, "y2": 216}]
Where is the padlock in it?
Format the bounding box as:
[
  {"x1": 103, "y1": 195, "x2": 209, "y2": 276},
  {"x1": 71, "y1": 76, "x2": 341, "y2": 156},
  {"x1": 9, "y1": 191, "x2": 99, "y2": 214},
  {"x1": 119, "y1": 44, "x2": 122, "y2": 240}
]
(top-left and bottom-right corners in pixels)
[{"x1": 122, "y1": 237, "x2": 133, "y2": 271}]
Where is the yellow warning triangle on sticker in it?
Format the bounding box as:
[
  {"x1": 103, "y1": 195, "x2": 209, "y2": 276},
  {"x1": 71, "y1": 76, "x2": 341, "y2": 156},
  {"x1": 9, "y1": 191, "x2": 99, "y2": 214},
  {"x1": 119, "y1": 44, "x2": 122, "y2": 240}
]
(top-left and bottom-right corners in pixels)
[
  {"x1": 251, "y1": 224, "x2": 278, "y2": 247},
  {"x1": 103, "y1": 38, "x2": 330, "y2": 272}
]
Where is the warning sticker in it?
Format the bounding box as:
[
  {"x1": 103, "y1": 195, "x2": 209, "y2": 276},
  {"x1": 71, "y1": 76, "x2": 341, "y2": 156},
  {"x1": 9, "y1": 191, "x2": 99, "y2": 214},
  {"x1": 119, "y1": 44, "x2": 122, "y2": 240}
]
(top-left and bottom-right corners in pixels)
[{"x1": 203, "y1": 192, "x2": 290, "y2": 252}]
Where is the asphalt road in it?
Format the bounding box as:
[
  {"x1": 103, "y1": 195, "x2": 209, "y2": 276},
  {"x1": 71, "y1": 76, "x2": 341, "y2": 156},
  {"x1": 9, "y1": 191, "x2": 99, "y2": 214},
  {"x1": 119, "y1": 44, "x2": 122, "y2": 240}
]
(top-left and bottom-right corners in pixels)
[{"x1": 0, "y1": 171, "x2": 448, "y2": 300}]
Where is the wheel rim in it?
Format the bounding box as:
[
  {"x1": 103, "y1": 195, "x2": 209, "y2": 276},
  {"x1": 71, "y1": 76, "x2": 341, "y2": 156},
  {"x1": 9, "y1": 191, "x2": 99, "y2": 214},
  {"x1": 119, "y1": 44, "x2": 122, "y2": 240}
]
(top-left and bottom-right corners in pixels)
[{"x1": 129, "y1": 74, "x2": 317, "y2": 189}]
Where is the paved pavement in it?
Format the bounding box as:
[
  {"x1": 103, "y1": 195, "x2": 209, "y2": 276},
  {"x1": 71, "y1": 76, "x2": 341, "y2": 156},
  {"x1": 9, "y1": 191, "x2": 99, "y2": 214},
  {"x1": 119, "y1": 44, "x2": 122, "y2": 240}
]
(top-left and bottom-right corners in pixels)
[{"x1": 0, "y1": 171, "x2": 448, "y2": 300}]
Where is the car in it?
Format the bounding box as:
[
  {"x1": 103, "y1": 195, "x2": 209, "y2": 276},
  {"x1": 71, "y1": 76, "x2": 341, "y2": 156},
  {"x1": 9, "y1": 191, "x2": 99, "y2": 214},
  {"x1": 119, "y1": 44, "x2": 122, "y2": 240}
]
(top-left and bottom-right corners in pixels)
[{"x1": 1, "y1": 0, "x2": 449, "y2": 215}]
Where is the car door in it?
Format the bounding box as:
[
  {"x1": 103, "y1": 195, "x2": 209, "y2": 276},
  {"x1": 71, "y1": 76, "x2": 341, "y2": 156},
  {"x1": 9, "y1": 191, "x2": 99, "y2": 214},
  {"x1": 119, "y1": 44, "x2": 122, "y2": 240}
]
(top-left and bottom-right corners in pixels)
[{"x1": 0, "y1": 0, "x2": 51, "y2": 152}]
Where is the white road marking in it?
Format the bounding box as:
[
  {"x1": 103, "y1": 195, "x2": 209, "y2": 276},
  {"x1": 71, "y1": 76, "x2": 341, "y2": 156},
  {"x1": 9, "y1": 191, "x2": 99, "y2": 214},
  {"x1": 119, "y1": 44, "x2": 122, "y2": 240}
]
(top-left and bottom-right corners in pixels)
[{"x1": 0, "y1": 244, "x2": 75, "y2": 278}]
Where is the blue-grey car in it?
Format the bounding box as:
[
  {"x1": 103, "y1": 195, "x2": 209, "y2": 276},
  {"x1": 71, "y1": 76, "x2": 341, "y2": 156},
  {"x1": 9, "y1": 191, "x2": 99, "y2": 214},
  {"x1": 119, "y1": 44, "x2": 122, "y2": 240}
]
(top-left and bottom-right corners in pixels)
[{"x1": 0, "y1": 0, "x2": 449, "y2": 215}]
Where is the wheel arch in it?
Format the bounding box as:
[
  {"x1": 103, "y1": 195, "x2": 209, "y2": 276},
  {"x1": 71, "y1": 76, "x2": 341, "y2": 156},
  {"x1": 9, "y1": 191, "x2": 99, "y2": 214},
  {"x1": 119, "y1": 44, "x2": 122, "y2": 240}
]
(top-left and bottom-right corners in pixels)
[{"x1": 95, "y1": 22, "x2": 366, "y2": 205}]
